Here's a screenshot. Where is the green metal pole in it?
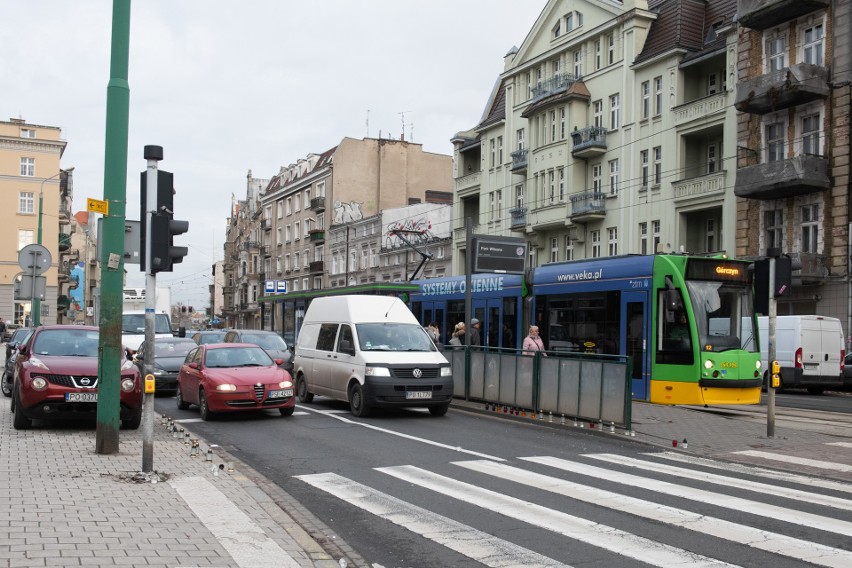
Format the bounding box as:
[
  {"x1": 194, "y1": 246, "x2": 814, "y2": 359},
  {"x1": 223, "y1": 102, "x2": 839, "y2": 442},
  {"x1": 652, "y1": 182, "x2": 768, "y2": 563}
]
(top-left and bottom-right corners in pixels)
[
  {"x1": 33, "y1": 192, "x2": 43, "y2": 327},
  {"x1": 96, "y1": 0, "x2": 131, "y2": 454}
]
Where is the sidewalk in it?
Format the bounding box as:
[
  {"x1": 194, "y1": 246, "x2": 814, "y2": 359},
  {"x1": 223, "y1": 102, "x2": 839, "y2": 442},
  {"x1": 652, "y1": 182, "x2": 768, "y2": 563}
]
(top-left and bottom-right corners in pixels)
[{"x1": 0, "y1": 397, "x2": 358, "y2": 568}]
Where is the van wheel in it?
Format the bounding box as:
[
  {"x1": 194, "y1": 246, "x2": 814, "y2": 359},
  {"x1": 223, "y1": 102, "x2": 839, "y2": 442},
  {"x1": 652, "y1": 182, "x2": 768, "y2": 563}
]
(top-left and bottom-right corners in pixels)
[
  {"x1": 349, "y1": 383, "x2": 371, "y2": 417},
  {"x1": 807, "y1": 387, "x2": 825, "y2": 395},
  {"x1": 429, "y1": 404, "x2": 450, "y2": 417},
  {"x1": 12, "y1": 386, "x2": 32, "y2": 430},
  {"x1": 297, "y1": 377, "x2": 313, "y2": 403}
]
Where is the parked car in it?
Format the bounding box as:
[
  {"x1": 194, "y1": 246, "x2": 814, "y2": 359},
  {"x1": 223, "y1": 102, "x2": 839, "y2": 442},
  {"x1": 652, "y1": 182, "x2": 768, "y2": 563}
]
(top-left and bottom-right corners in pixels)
[
  {"x1": 134, "y1": 337, "x2": 197, "y2": 396},
  {"x1": 843, "y1": 353, "x2": 852, "y2": 390},
  {"x1": 2, "y1": 328, "x2": 32, "y2": 397},
  {"x1": 3, "y1": 323, "x2": 21, "y2": 343},
  {"x1": 223, "y1": 330, "x2": 293, "y2": 373},
  {"x1": 11, "y1": 325, "x2": 142, "y2": 430},
  {"x1": 192, "y1": 330, "x2": 228, "y2": 345},
  {"x1": 176, "y1": 343, "x2": 295, "y2": 420}
]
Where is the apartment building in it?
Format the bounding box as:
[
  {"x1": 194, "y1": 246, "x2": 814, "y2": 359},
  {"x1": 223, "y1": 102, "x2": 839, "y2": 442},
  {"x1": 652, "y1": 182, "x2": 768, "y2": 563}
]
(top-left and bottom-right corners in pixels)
[
  {"x1": 734, "y1": 0, "x2": 852, "y2": 333},
  {"x1": 451, "y1": 0, "x2": 739, "y2": 274},
  {"x1": 0, "y1": 117, "x2": 69, "y2": 326}
]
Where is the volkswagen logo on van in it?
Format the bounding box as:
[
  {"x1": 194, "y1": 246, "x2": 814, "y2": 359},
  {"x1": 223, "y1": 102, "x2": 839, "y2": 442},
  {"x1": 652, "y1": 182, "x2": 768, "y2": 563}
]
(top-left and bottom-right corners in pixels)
[{"x1": 413, "y1": 368, "x2": 422, "y2": 378}]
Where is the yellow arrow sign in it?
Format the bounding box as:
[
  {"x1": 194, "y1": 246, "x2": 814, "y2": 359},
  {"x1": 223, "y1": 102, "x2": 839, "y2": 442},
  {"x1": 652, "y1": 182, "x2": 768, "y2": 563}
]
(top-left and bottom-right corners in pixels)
[{"x1": 87, "y1": 198, "x2": 109, "y2": 215}]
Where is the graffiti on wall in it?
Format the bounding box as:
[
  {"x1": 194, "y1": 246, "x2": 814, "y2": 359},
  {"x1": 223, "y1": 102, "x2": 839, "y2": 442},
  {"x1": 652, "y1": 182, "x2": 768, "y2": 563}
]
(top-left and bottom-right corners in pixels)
[
  {"x1": 385, "y1": 217, "x2": 435, "y2": 248},
  {"x1": 333, "y1": 201, "x2": 364, "y2": 224}
]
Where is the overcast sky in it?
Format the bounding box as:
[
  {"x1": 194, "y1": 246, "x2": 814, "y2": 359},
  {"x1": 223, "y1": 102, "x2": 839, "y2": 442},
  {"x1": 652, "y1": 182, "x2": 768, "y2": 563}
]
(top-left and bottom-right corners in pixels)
[{"x1": 3, "y1": 1, "x2": 544, "y2": 308}]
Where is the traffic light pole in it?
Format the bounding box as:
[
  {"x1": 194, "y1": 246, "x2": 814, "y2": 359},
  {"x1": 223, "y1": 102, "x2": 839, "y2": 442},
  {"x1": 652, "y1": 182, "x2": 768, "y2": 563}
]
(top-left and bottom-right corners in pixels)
[
  {"x1": 141, "y1": 145, "x2": 163, "y2": 472},
  {"x1": 767, "y1": 254, "x2": 777, "y2": 438}
]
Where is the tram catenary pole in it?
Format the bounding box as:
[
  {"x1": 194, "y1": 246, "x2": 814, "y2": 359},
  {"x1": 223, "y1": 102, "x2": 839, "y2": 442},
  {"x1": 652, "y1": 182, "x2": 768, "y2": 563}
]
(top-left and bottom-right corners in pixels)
[{"x1": 767, "y1": 250, "x2": 778, "y2": 438}]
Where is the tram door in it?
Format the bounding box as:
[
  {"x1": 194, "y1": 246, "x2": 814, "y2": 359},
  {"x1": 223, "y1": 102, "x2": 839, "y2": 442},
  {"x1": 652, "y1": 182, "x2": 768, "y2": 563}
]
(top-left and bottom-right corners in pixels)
[
  {"x1": 473, "y1": 299, "x2": 501, "y2": 348},
  {"x1": 420, "y1": 302, "x2": 446, "y2": 348},
  {"x1": 622, "y1": 291, "x2": 650, "y2": 400}
]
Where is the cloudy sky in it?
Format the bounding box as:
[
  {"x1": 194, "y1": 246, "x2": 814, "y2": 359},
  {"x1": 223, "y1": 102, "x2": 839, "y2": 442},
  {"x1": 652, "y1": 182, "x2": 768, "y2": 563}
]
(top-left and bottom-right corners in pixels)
[{"x1": 3, "y1": 1, "x2": 544, "y2": 308}]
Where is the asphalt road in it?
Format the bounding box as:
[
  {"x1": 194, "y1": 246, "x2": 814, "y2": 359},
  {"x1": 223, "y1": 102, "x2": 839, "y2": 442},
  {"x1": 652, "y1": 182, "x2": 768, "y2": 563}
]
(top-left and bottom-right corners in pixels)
[{"x1": 155, "y1": 395, "x2": 852, "y2": 568}]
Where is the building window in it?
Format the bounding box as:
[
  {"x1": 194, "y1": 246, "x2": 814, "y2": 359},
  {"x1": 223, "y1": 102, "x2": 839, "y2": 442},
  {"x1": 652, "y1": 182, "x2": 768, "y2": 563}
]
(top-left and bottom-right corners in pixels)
[
  {"x1": 20, "y1": 128, "x2": 35, "y2": 139},
  {"x1": 276, "y1": 227, "x2": 282, "y2": 246},
  {"x1": 351, "y1": 251, "x2": 359, "y2": 271},
  {"x1": 607, "y1": 227, "x2": 618, "y2": 256},
  {"x1": 303, "y1": 278, "x2": 309, "y2": 290},
  {"x1": 609, "y1": 159, "x2": 619, "y2": 196},
  {"x1": 528, "y1": 243, "x2": 538, "y2": 268},
  {"x1": 490, "y1": 138, "x2": 496, "y2": 168},
  {"x1": 801, "y1": 113, "x2": 821, "y2": 156},
  {"x1": 765, "y1": 209, "x2": 784, "y2": 250},
  {"x1": 641, "y1": 81, "x2": 650, "y2": 119},
  {"x1": 497, "y1": 136, "x2": 503, "y2": 164},
  {"x1": 516, "y1": 128, "x2": 525, "y2": 150},
  {"x1": 639, "y1": 222, "x2": 648, "y2": 255},
  {"x1": 550, "y1": 110, "x2": 557, "y2": 143},
  {"x1": 515, "y1": 183, "x2": 524, "y2": 208},
  {"x1": 640, "y1": 150, "x2": 649, "y2": 188},
  {"x1": 707, "y1": 144, "x2": 717, "y2": 174},
  {"x1": 294, "y1": 194, "x2": 301, "y2": 212},
  {"x1": 560, "y1": 107, "x2": 566, "y2": 140},
  {"x1": 765, "y1": 32, "x2": 787, "y2": 72},
  {"x1": 19, "y1": 192, "x2": 34, "y2": 214},
  {"x1": 706, "y1": 219, "x2": 717, "y2": 252},
  {"x1": 20, "y1": 157, "x2": 34, "y2": 177},
  {"x1": 593, "y1": 100, "x2": 603, "y2": 128},
  {"x1": 305, "y1": 189, "x2": 311, "y2": 206},
  {"x1": 437, "y1": 246, "x2": 445, "y2": 259},
  {"x1": 18, "y1": 229, "x2": 34, "y2": 251},
  {"x1": 313, "y1": 276, "x2": 322, "y2": 289},
  {"x1": 653, "y1": 146, "x2": 662, "y2": 185},
  {"x1": 286, "y1": 198, "x2": 292, "y2": 216},
  {"x1": 801, "y1": 204, "x2": 819, "y2": 253},
  {"x1": 652, "y1": 220, "x2": 661, "y2": 252},
  {"x1": 553, "y1": 20, "x2": 561, "y2": 38},
  {"x1": 653, "y1": 76, "x2": 663, "y2": 116},
  {"x1": 550, "y1": 237, "x2": 559, "y2": 263},
  {"x1": 802, "y1": 21, "x2": 824, "y2": 65},
  {"x1": 564, "y1": 235, "x2": 574, "y2": 261},
  {"x1": 594, "y1": 39, "x2": 601, "y2": 70},
  {"x1": 284, "y1": 254, "x2": 290, "y2": 271},
  {"x1": 607, "y1": 33, "x2": 615, "y2": 65},
  {"x1": 277, "y1": 199, "x2": 284, "y2": 218},
  {"x1": 766, "y1": 121, "x2": 786, "y2": 162},
  {"x1": 549, "y1": 171, "x2": 556, "y2": 204},
  {"x1": 592, "y1": 163, "x2": 602, "y2": 193},
  {"x1": 558, "y1": 168, "x2": 565, "y2": 202},
  {"x1": 574, "y1": 49, "x2": 583, "y2": 77},
  {"x1": 591, "y1": 230, "x2": 601, "y2": 258},
  {"x1": 285, "y1": 225, "x2": 291, "y2": 242},
  {"x1": 294, "y1": 221, "x2": 300, "y2": 240},
  {"x1": 609, "y1": 94, "x2": 619, "y2": 129},
  {"x1": 317, "y1": 180, "x2": 326, "y2": 197}
]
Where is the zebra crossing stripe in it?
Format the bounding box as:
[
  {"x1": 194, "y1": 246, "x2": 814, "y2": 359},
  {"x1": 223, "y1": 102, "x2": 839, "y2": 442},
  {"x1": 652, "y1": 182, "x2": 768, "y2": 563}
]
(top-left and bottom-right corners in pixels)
[
  {"x1": 521, "y1": 456, "x2": 852, "y2": 538},
  {"x1": 294, "y1": 472, "x2": 571, "y2": 568},
  {"x1": 455, "y1": 459, "x2": 852, "y2": 568},
  {"x1": 826, "y1": 442, "x2": 852, "y2": 449},
  {"x1": 377, "y1": 465, "x2": 741, "y2": 568},
  {"x1": 731, "y1": 450, "x2": 852, "y2": 472},
  {"x1": 652, "y1": 452, "x2": 852, "y2": 495},
  {"x1": 586, "y1": 453, "x2": 852, "y2": 512}
]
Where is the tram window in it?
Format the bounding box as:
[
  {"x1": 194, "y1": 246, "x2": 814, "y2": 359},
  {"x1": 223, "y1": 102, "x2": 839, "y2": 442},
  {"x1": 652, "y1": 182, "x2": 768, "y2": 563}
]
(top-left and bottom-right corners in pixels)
[
  {"x1": 544, "y1": 292, "x2": 619, "y2": 354},
  {"x1": 656, "y1": 289, "x2": 693, "y2": 365},
  {"x1": 502, "y1": 297, "x2": 517, "y2": 349}
]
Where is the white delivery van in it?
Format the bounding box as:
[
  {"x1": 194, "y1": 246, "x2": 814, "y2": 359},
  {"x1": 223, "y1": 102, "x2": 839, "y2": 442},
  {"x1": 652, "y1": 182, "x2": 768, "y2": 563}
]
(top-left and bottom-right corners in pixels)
[
  {"x1": 293, "y1": 295, "x2": 453, "y2": 417},
  {"x1": 757, "y1": 315, "x2": 844, "y2": 393}
]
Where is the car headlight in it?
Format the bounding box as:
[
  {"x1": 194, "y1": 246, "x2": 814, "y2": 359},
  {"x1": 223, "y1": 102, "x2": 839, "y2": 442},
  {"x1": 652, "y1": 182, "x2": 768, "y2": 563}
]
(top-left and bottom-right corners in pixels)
[
  {"x1": 29, "y1": 356, "x2": 49, "y2": 371},
  {"x1": 704, "y1": 359, "x2": 714, "y2": 370},
  {"x1": 121, "y1": 359, "x2": 135, "y2": 371},
  {"x1": 31, "y1": 377, "x2": 48, "y2": 390},
  {"x1": 152, "y1": 368, "x2": 165, "y2": 375},
  {"x1": 120, "y1": 378, "x2": 136, "y2": 392},
  {"x1": 278, "y1": 380, "x2": 293, "y2": 389},
  {"x1": 440, "y1": 366, "x2": 452, "y2": 376},
  {"x1": 216, "y1": 384, "x2": 237, "y2": 392}
]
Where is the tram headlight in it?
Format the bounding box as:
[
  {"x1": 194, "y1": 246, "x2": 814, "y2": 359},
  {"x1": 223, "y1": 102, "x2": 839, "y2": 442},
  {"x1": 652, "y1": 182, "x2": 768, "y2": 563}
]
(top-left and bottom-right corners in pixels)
[
  {"x1": 755, "y1": 360, "x2": 762, "y2": 370},
  {"x1": 703, "y1": 359, "x2": 714, "y2": 370}
]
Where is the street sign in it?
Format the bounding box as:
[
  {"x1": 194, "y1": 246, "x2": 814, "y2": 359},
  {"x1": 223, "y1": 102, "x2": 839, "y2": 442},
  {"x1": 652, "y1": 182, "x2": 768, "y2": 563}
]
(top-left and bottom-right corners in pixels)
[
  {"x1": 276, "y1": 280, "x2": 287, "y2": 293},
  {"x1": 87, "y1": 197, "x2": 109, "y2": 215},
  {"x1": 18, "y1": 244, "x2": 52, "y2": 275},
  {"x1": 472, "y1": 236, "x2": 526, "y2": 274},
  {"x1": 265, "y1": 280, "x2": 275, "y2": 293}
]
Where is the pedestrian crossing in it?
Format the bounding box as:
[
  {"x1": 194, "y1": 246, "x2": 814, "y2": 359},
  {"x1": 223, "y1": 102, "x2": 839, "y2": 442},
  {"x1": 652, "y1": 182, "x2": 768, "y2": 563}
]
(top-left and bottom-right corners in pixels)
[{"x1": 296, "y1": 451, "x2": 852, "y2": 568}]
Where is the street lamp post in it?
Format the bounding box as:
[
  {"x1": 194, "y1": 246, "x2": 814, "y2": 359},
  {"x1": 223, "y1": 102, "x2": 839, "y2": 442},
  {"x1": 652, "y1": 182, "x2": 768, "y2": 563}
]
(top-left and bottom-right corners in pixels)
[{"x1": 34, "y1": 171, "x2": 62, "y2": 327}]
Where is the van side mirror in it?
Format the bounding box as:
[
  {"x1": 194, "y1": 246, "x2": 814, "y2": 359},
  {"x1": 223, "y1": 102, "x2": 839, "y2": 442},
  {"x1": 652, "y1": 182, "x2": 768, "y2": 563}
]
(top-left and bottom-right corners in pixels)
[{"x1": 339, "y1": 339, "x2": 355, "y2": 356}]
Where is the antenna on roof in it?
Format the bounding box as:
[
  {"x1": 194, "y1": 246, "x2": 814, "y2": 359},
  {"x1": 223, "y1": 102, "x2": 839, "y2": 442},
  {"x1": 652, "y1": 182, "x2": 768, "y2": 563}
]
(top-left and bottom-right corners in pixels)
[
  {"x1": 365, "y1": 109, "x2": 370, "y2": 138},
  {"x1": 398, "y1": 111, "x2": 411, "y2": 141}
]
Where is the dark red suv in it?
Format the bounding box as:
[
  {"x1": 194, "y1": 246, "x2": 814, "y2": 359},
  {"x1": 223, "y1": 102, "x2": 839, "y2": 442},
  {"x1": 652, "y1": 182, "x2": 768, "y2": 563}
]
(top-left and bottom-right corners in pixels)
[{"x1": 10, "y1": 325, "x2": 142, "y2": 430}]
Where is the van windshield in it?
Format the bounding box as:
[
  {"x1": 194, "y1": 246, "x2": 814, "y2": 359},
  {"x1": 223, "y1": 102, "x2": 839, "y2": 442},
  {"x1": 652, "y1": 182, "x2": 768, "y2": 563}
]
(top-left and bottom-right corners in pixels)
[
  {"x1": 122, "y1": 313, "x2": 172, "y2": 334},
  {"x1": 356, "y1": 323, "x2": 437, "y2": 352}
]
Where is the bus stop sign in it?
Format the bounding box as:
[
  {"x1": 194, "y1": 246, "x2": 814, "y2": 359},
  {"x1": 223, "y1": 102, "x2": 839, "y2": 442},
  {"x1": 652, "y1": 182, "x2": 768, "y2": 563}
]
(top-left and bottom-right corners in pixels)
[{"x1": 472, "y1": 236, "x2": 526, "y2": 274}]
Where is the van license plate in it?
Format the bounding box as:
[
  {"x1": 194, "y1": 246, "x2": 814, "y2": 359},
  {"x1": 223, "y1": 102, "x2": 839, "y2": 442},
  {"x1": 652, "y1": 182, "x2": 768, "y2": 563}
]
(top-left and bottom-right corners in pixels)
[
  {"x1": 406, "y1": 391, "x2": 432, "y2": 399},
  {"x1": 66, "y1": 392, "x2": 97, "y2": 402},
  {"x1": 268, "y1": 389, "x2": 294, "y2": 399}
]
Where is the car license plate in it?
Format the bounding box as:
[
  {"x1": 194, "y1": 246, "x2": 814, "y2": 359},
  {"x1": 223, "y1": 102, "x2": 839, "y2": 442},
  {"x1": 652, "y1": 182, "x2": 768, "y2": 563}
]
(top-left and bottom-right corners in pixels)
[
  {"x1": 406, "y1": 391, "x2": 432, "y2": 399},
  {"x1": 66, "y1": 392, "x2": 97, "y2": 402},
  {"x1": 268, "y1": 389, "x2": 294, "y2": 399}
]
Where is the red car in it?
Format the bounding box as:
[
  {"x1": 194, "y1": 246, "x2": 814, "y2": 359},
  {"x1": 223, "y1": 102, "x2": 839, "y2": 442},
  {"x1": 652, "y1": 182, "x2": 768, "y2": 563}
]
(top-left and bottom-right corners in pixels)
[
  {"x1": 11, "y1": 325, "x2": 142, "y2": 430},
  {"x1": 176, "y1": 343, "x2": 295, "y2": 420}
]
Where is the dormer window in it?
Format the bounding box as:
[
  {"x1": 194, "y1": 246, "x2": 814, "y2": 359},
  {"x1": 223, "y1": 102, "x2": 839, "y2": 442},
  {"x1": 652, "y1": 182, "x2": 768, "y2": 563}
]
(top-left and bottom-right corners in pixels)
[
  {"x1": 553, "y1": 20, "x2": 561, "y2": 38},
  {"x1": 564, "y1": 11, "x2": 583, "y2": 33}
]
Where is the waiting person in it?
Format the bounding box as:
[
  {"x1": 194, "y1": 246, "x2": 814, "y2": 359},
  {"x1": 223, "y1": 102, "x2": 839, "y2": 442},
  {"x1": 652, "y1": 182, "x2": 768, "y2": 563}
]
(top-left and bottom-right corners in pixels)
[
  {"x1": 426, "y1": 321, "x2": 441, "y2": 349},
  {"x1": 522, "y1": 325, "x2": 547, "y2": 356},
  {"x1": 468, "y1": 318, "x2": 482, "y2": 346},
  {"x1": 0, "y1": 318, "x2": 6, "y2": 340},
  {"x1": 449, "y1": 322, "x2": 466, "y2": 349}
]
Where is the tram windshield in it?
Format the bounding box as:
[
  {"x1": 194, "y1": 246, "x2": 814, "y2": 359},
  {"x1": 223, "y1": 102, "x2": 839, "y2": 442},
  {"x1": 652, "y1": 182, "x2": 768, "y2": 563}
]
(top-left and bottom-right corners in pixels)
[{"x1": 686, "y1": 281, "x2": 757, "y2": 353}]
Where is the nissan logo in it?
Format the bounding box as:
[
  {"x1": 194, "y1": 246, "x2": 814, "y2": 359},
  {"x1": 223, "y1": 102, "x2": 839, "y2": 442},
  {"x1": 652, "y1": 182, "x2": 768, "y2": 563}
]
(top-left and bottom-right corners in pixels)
[
  {"x1": 79, "y1": 377, "x2": 91, "y2": 386},
  {"x1": 412, "y1": 368, "x2": 422, "y2": 378}
]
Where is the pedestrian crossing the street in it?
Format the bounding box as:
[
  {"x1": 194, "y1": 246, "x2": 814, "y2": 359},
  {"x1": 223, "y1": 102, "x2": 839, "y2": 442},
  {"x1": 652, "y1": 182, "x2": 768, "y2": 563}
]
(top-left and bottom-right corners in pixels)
[{"x1": 296, "y1": 452, "x2": 852, "y2": 568}]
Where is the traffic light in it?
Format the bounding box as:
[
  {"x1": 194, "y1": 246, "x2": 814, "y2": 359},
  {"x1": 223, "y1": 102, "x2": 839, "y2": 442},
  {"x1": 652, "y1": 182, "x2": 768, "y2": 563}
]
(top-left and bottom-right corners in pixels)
[
  {"x1": 753, "y1": 255, "x2": 800, "y2": 314},
  {"x1": 140, "y1": 168, "x2": 188, "y2": 273}
]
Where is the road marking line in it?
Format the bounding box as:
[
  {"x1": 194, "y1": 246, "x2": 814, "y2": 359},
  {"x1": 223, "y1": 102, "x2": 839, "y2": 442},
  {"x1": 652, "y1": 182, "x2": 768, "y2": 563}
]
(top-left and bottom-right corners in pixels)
[
  {"x1": 296, "y1": 405, "x2": 504, "y2": 461},
  {"x1": 174, "y1": 418, "x2": 205, "y2": 423},
  {"x1": 522, "y1": 456, "x2": 852, "y2": 537},
  {"x1": 652, "y1": 452, "x2": 852, "y2": 495},
  {"x1": 586, "y1": 453, "x2": 852, "y2": 512},
  {"x1": 170, "y1": 476, "x2": 301, "y2": 568},
  {"x1": 456, "y1": 460, "x2": 852, "y2": 568},
  {"x1": 731, "y1": 450, "x2": 852, "y2": 472},
  {"x1": 296, "y1": 472, "x2": 571, "y2": 568},
  {"x1": 377, "y1": 465, "x2": 741, "y2": 568},
  {"x1": 827, "y1": 442, "x2": 852, "y2": 448}
]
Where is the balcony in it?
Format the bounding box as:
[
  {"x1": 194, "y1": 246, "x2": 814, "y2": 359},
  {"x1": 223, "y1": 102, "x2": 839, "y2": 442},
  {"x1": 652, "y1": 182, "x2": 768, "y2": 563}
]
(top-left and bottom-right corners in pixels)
[
  {"x1": 261, "y1": 219, "x2": 271, "y2": 231},
  {"x1": 455, "y1": 171, "x2": 481, "y2": 193},
  {"x1": 789, "y1": 251, "x2": 829, "y2": 284},
  {"x1": 569, "y1": 191, "x2": 606, "y2": 222},
  {"x1": 672, "y1": 171, "x2": 727, "y2": 204},
  {"x1": 735, "y1": 63, "x2": 829, "y2": 114},
  {"x1": 241, "y1": 240, "x2": 261, "y2": 251},
  {"x1": 510, "y1": 149, "x2": 528, "y2": 172},
  {"x1": 571, "y1": 127, "x2": 607, "y2": 158},
  {"x1": 530, "y1": 73, "x2": 579, "y2": 101},
  {"x1": 309, "y1": 260, "x2": 324, "y2": 274},
  {"x1": 58, "y1": 233, "x2": 71, "y2": 252},
  {"x1": 673, "y1": 92, "x2": 727, "y2": 129},
  {"x1": 734, "y1": 155, "x2": 829, "y2": 200},
  {"x1": 736, "y1": 0, "x2": 829, "y2": 31},
  {"x1": 261, "y1": 244, "x2": 271, "y2": 257},
  {"x1": 310, "y1": 196, "x2": 326, "y2": 212},
  {"x1": 309, "y1": 229, "x2": 325, "y2": 243},
  {"x1": 509, "y1": 207, "x2": 527, "y2": 230}
]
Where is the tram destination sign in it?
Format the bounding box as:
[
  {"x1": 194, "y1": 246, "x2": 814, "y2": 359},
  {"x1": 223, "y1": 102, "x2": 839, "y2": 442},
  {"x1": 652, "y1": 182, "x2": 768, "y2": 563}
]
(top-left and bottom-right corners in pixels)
[{"x1": 472, "y1": 236, "x2": 526, "y2": 274}]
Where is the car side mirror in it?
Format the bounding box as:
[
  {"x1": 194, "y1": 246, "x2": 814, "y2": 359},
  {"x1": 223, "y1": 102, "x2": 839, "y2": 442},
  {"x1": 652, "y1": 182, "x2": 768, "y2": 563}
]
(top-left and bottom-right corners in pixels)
[
  {"x1": 17, "y1": 345, "x2": 26, "y2": 355},
  {"x1": 188, "y1": 362, "x2": 198, "y2": 369},
  {"x1": 274, "y1": 358, "x2": 284, "y2": 366}
]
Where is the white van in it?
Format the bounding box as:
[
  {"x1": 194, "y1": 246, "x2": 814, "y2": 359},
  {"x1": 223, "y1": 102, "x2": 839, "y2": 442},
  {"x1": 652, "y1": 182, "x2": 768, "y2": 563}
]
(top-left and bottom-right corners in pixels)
[
  {"x1": 293, "y1": 295, "x2": 453, "y2": 417},
  {"x1": 757, "y1": 315, "x2": 844, "y2": 393}
]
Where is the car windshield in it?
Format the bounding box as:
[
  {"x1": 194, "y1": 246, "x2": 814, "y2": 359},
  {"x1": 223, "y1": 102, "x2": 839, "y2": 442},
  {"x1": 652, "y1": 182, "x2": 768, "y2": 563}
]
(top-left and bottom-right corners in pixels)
[
  {"x1": 122, "y1": 313, "x2": 172, "y2": 334},
  {"x1": 196, "y1": 332, "x2": 227, "y2": 344},
  {"x1": 240, "y1": 333, "x2": 287, "y2": 351},
  {"x1": 32, "y1": 329, "x2": 100, "y2": 357},
  {"x1": 153, "y1": 341, "x2": 196, "y2": 358},
  {"x1": 356, "y1": 323, "x2": 437, "y2": 352},
  {"x1": 204, "y1": 346, "x2": 274, "y2": 368},
  {"x1": 10, "y1": 329, "x2": 30, "y2": 343}
]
